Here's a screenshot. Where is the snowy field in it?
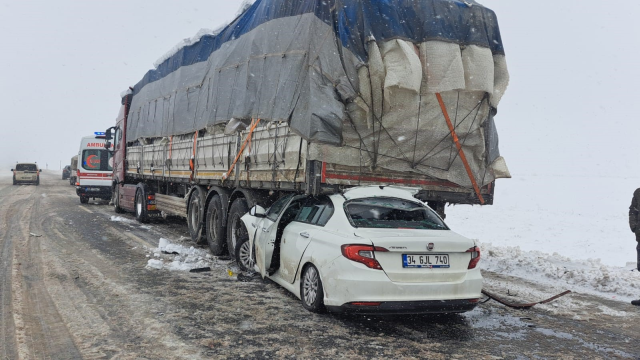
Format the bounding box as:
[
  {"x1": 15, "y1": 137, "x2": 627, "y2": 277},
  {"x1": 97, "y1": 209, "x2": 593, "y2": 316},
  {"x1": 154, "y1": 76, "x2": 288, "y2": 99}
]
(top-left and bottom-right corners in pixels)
[{"x1": 447, "y1": 174, "x2": 640, "y2": 302}]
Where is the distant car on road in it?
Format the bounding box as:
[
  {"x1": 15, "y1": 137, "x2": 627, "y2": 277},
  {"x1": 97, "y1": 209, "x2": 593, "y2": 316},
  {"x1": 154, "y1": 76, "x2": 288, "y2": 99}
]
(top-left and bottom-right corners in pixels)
[
  {"x1": 12, "y1": 163, "x2": 41, "y2": 186},
  {"x1": 237, "y1": 186, "x2": 482, "y2": 315},
  {"x1": 62, "y1": 165, "x2": 71, "y2": 180},
  {"x1": 69, "y1": 155, "x2": 78, "y2": 186}
]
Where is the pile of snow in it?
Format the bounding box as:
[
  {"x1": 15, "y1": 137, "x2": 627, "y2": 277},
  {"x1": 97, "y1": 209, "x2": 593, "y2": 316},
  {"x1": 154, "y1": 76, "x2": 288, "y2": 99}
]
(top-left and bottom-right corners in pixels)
[
  {"x1": 481, "y1": 241, "x2": 640, "y2": 302},
  {"x1": 145, "y1": 238, "x2": 213, "y2": 271},
  {"x1": 110, "y1": 216, "x2": 135, "y2": 223},
  {"x1": 236, "y1": 0, "x2": 256, "y2": 17},
  {"x1": 152, "y1": 0, "x2": 256, "y2": 69}
]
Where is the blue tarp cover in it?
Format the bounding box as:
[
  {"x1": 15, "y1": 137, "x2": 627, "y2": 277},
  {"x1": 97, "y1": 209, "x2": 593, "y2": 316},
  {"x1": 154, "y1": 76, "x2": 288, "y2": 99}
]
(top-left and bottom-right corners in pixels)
[{"x1": 133, "y1": 0, "x2": 504, "y2": 96}]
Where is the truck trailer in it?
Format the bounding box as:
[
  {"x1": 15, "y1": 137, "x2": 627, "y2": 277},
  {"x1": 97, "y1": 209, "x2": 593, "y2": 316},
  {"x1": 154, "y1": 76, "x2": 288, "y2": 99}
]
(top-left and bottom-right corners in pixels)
[{"x1": 105, "y1": 0, "x2": 510, "y2": 256}]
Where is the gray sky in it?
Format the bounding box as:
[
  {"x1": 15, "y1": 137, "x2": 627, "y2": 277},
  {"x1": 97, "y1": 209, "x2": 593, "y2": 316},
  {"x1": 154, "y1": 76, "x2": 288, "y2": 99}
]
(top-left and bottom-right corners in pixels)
[{"x1": 1, "y1": 0, "x2": 638, "y2": 178}]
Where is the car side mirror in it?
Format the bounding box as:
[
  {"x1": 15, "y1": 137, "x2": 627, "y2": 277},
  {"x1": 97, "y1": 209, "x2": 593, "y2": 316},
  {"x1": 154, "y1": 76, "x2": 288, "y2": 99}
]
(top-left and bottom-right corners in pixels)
[
  {"x1": 104, "y1": 141, "x2": 112, "y2": 150},
  {"x1": 249, "y1": 205, "x2": 267, "y2": 218},
  {"x1": 105, "y1": 128, "x2": 113, "y2": 141}
]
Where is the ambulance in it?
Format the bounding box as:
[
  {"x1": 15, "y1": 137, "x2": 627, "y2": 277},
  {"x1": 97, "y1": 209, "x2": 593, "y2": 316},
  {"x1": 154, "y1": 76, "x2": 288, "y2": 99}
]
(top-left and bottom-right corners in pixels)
[{"x1": 76, "y1": 133, "x2": 113, "y2": 204}]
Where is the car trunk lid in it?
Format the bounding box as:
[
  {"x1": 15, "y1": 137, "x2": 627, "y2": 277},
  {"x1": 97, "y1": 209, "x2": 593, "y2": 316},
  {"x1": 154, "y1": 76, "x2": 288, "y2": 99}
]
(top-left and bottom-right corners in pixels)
[{"x1": 363, "y1": 229, "x2": 475, "y2": 283}]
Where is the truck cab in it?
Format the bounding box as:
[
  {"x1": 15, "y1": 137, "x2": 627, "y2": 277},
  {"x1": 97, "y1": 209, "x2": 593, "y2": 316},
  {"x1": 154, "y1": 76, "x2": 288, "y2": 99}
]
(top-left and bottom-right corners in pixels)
[{"x1": 76, "y1": 134, "x2": 113, "y2": 204}]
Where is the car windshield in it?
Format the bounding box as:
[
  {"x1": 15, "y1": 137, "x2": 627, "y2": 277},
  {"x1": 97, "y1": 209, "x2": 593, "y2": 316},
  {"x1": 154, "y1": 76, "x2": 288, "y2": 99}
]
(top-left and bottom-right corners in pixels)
[
  {"x1": 82, "y1": 149, "x2": 112, "y2": 171},
  {"x1": 345, "y1": 197, "x2": 448, "y2": 230},
  {"x1": 15, "y1": 164, "x2": 37, "y2": 171}
]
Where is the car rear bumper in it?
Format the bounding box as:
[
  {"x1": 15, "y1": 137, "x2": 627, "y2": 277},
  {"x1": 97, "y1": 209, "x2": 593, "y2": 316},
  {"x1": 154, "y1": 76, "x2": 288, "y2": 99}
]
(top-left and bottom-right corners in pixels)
[
  {"x1": 76, "y1": 185, "x2": 112, "y2": 198},
  {"x1": 319, "y1": 257, "x2": 483, "y2": 312},
  {"x1": 326, "y1": 299, "x2": 479, "y2": 315}
]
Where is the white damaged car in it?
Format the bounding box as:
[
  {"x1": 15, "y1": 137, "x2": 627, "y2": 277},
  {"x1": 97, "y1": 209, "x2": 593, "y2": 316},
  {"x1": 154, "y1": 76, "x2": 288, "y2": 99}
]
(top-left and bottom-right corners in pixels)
[{"x1": 235, "y1": 186, "x2": 482, "y2": 314}]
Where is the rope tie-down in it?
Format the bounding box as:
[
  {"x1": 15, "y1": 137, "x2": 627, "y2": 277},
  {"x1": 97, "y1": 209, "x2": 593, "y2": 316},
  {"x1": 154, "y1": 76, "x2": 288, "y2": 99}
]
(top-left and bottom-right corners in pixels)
[
  {"x1": 225, "y1": 119, "x2": 261, "y2": 181},
  {"x1": 435, "y1": 93, "x2": 485, "y2": 205}
]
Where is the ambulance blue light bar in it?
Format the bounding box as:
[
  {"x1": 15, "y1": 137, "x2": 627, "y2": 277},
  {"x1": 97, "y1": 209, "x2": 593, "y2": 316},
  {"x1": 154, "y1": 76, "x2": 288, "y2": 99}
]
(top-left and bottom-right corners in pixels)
[{"x1": 94, "y1": 132, "x2": 106, "y2": 136}]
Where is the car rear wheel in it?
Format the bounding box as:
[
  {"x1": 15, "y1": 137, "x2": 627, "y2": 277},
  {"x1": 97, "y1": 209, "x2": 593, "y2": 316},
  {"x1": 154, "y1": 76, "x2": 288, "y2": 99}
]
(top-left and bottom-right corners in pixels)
[
  {"x1": 135, "y1": 188, "x2": 148, "y2": 223},
  {"x1": 301, "y1": 264, "x2": 325, "y2": 313},
  {"x1": 227, "y1": 198, "x2": 249, "y2": 257},
  {"x1": 235, "y1": 236, "x2": 255, "y2": 272},
  {"x1": 80, "y1": 196, "x2": 89, "y2": 204},
  {"x1": 205, "y1": 195, "x2": 226, "y2": 255}
]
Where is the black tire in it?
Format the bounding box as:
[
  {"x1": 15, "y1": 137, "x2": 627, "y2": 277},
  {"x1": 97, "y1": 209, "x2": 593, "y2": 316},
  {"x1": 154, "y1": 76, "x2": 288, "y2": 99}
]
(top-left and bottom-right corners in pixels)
[
  {"x1": 226, "y1": 198, "x2": 249, "y2": 257},
  {"x1": 187, "y1": 187, "x2": 206, "y2": 244},
  {"x1": 205, "y1": 195, "x2": 226, "y2": 255},
  {"x1": 234, "y1": 233, "x2": 255, "y2": 272},
  {"x1": 113, "y1": 185, "x2": 124, "y2": 213},
  {"x1": 80, "y1": 196, "x2": 89, "y2": 204},
  {"x1": 135, "y1": 188, "x2": 149, "y2": 223},
  {"x1": 300, "y1": 264, "x2": 325, "y2": 313}
]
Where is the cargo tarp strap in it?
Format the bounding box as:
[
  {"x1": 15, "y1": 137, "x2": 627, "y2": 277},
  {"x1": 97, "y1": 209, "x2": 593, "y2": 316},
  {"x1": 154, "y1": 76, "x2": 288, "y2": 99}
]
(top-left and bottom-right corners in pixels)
[
  {"x1": 167, "y1": 135, "x2": 173, "y2": 176},
  {"x1": 168, "y1": 135, "x2": 173, "y2": 159},
  {"x1": 225, "y1": 119, "x2": 260, "y2": 180},
  {"x1": 189, "y1": 132, "x2": 198, "y2": 181},
  {"x1": 435, "y1": 93, "x2": 485, "y2": 204}
]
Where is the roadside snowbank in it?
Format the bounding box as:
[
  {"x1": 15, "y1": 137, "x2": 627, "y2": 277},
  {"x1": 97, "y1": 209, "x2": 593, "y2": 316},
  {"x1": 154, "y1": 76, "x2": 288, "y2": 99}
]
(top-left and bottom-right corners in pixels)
[{"x1": 481, "y1": 241, "x2": 640, "y2": 302}]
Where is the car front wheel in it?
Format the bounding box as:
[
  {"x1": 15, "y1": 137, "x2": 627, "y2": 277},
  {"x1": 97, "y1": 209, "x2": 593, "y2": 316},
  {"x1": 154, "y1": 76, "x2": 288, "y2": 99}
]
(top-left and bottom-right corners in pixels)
[
  {"x1": 235, "y1": 236, "x2": 255, "y2": 272},
  {"x1": 300, "y1": 264, "x2": 325, "y2": 313}
]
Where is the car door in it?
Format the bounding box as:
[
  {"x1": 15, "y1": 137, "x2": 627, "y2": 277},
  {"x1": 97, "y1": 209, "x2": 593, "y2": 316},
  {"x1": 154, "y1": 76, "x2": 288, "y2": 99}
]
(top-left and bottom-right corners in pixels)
[
  {"x1": 279, "y1": 196, "x2": 335, "y2": 283},
  {"x1": 253, "y1": 194, "x2": 295, "y2": 278}
]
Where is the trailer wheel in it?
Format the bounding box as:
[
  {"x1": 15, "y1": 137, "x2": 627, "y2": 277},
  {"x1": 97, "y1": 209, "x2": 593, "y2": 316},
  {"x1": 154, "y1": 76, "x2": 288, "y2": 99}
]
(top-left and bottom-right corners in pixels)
[
  {"x1": 205, "y1": 195, "x2": 226, "y2": 255},
  {"x1": 113, "y1": 185, "x2": 124, "y2": 213},
  {"x1": 187, "y1": 187, "x2": 206, "y2": 244},
  {"x1": 227, "y1": 198, "x2": 249, "y2": 257},
  {"x1": 135, "y1": 188, "x2": 149, "y2": 223}
]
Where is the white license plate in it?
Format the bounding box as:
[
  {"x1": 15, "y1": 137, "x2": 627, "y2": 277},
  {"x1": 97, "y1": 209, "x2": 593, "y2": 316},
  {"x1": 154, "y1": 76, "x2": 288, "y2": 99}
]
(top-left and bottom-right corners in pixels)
[
  {"x1": 402, "y1": 254, "x2": 450, "y2": 268},
  {"x1": 89, "y1": 188, "x2": 101, "y2": 191}
]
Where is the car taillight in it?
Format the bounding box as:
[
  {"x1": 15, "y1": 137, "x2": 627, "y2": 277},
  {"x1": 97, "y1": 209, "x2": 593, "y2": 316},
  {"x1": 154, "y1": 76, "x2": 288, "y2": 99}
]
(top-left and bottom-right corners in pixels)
[
  {"x1": 466, "y1": 246, "x2": 481, "y2": 269},
  {"x1": 341, "y1": 244, "x2": 388, "y2": 270}
]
